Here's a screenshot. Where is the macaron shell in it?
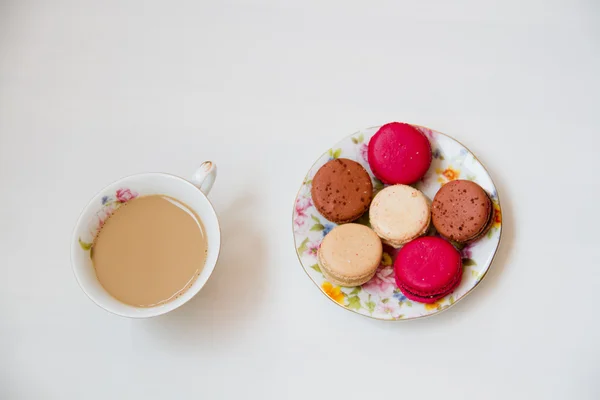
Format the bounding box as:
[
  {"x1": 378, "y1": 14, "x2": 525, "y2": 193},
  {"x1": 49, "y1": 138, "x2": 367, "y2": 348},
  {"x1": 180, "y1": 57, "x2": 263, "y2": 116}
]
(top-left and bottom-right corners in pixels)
[
  {"x1": 318, "y1": 223, "x2": 382, "y2": 287},
  {"x1": 432, "y1": 180, "x2": 492, "y2": 243},
  {"x1": 369, "y1": 185, "x2": 431, "y2": 248},
  {"x1": 397, "y1": 264, "x2": 462, "y2": 298},
  {"x1": 311, "y1": 158, "x2": 373, "y2": 223},
  {"x1": 367, "y1": 122, "x2": 432, "y2": 185},
  {"x1": 319, "y1": 259, "x2": 377, "y2": 287},
  {"x1": 379, "y1": 217, "x2": 430, "y2": 248},
  {"x1": 466, "y1": 199, "x2": 495, "y2": 242},
  {"x1": 394, "y1": 236, "x2": 462, "y2": 301},
  {"x1": 397, "y1": 274, "x2": 462, "y2": 304}
]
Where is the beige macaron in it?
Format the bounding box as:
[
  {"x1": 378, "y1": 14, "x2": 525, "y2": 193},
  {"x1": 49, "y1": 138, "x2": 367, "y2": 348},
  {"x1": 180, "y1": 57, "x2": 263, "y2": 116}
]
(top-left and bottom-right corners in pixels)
[
  {"x1": 317, "y1": 223, "x2": 383, "y2": 287},
  {"x1": 369, "y1": 184, "x2": 431, "y2": 248}
]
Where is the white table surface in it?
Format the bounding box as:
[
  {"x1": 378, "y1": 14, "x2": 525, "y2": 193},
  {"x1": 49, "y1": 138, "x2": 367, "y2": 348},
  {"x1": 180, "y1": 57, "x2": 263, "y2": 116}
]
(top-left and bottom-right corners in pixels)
[{"x1": 1, "y1": 1, "x2": 599, "y2": 399}]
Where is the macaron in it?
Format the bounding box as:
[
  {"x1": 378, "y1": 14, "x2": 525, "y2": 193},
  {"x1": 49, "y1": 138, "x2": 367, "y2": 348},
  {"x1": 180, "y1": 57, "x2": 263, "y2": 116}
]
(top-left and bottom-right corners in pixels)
[
  {"x1": 394, "y1": 236, "x2": 463, "y2": 304},
  {"x1": 431, "y1": 180, "x2": 493, "y2": 244},
  {"x1": 317, "y1": 223, "x2": 383, "y2": 287},
  {"x1": 369, "y1": 184, "x2": 430, "y2": 248},
  {"x1": 311, "y1": 158, "x2": 373, "y2": 224},
  {"x1": 368, "y1": 122, "x2": 432, "y2": 185}
]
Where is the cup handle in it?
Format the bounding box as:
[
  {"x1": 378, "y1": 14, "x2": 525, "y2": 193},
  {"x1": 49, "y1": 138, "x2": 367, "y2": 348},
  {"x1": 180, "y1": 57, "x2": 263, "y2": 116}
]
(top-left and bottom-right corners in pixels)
[{"x1": 191, "y1": 161, "x2": 217, "y2": 195}]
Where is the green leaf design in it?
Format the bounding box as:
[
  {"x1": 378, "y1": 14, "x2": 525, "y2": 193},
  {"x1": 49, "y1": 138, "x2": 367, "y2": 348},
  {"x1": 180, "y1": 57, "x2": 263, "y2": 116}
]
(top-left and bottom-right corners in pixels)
[
  {"x1": 346, "y1": 296, "x2": 362, "y2": 310},
  {"x1": 350, "y1": 287, "x2": 361, "y2": 295},
  {"x1": 297, "y1": 238, "x2": 309, "y2": 254},
  {"x1": 382, "y1": 298, "x2": 389, "y2": 304},
  {"x1": 449, "y1": 295, "x2": 455, "y2": 305},
  {"x1": 310, "y1": 264, "x2": 322, "y2": 273},
  {"x1": 487, "y1": 229, "x2": 494, "y2": 239},
  {"x1": 466, "y1": 175, "x2": 476, "y2": 181},
  {"x1": 471, "y1": 270, "x2": 482, "y2": 280},
  {"x1": 381, "y1": 252, "x2": 393, "y2": 266},
  {"x1": 332, "y1": 148, "x2": 342, "y2": 159},
  {"x1": 78, "y1": 238, "x2": 92, "y2": 251},
  {"x1": 354, "y1": 211, "x2": 371, "y2": 228},
  {"x1": 454, "y1": 242, "x2": 466, "y2": 251},
  {"x1": 462, "y1": 258, "x2": 477, "y2": 267},
  {"x1": 310, "y1": 224, "x2": 325, "y2": 231},
  {"x1": 311, "y1": 215, "x2": 321, "y2": 223},
  {"x1": 405, "y1": 301, "x2": 413, "y2": 307},
  {"x1": 395, "y1": 314, "x2": 405, "y2": 320},
  {"x1": 328, "y1": 149, "x2": 333, "y2": 158},
  {"x1": 373, "y1": 178, "x2": 384, "y2": 192},
  {"x1": 351, "y1": 133, "x2": 364, "y2": 144},
  {"x1": 365, "y1": 295, "x2": 376, "y2": 314},
  {"x1": 304, "y1": 179, "x2": 312, "y2": 185}
]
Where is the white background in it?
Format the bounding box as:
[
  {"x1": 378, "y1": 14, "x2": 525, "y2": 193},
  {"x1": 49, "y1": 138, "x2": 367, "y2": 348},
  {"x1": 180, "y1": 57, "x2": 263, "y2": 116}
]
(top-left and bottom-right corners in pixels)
[{"x1": 1, "y1": 1, "x2": 599, "y2": 399}]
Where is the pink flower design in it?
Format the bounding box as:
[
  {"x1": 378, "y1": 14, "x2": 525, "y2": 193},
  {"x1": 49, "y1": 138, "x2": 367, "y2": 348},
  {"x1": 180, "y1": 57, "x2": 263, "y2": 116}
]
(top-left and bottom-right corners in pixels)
[
  {"x1": 359, "y1": 143, "x2": 368, "y2": 163},
  {"x1": 116, "y1": 188, "x2": 138, "y2": 203},
  {"x1": 293, "y1": 215, "x2": 303, "y2": 228},
  {"x1": 362, "y1": 266, "x2": 396, "y2": 297},
  {"x1": 294, "y1": 196, "x2": 313, "y2": 227},
  {"x1": 306, "y1": 240, "x2": 321, "y2": 257},
  {"x1": 377, "y1": 303, "x2": 397, "y2": 314},
  {"x1": 91, "y1": 204, "x2": 117, "y2": 233},
  {"x1": 461, "y1": 242, "x2": 474, "y2": 259}
]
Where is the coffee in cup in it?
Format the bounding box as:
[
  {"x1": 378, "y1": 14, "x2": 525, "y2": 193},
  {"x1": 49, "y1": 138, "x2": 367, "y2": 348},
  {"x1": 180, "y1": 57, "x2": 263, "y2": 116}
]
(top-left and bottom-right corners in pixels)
[{"x1": 71, "y1": 161, "x2": 220, "y2": 318}]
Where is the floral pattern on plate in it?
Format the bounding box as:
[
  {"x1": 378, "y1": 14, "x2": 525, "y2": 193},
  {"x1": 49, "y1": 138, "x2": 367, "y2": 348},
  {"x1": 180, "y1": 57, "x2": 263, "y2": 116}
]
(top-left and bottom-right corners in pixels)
[{"x1": 292, "y1": 124, "x2": 502, "y2": 320}]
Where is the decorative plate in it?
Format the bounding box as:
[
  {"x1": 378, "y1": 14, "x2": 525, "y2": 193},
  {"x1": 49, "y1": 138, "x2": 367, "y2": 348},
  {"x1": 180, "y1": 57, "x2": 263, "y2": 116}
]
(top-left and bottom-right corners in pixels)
[{"x1": 292, "y1": 124, "x2": 502, "y2": 320}]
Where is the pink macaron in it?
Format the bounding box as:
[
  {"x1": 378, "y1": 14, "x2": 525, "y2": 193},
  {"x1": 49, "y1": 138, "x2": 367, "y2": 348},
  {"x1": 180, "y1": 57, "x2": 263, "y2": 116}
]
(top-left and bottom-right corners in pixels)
[
  {"x1": 368, "y1": 122, "x2": 432, "y2": 185},
  {"x1": 394, "y1": 237, "x2": 463, "y2": 304}
]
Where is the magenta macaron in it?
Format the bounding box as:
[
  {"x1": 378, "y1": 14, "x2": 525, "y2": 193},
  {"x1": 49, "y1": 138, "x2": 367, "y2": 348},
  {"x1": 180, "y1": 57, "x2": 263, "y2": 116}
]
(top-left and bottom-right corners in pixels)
[
  {"x1": 394, "y1": 237, "x2": 463, "y2": 304},
  {"x1": 367, "y1": 122, "x2": 432, "y2": 185}
]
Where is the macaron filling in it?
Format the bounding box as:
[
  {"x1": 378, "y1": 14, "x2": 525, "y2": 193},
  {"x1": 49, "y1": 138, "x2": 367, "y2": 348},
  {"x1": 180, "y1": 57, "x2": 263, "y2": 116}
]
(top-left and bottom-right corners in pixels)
[
  {"x1": 465, "y1": 191, "x2": 494, "y2": 242},
  {"x1": 395, "y1": 269, "x2": 462, "y2": 303},
  {"x1": 319, "y1": 258, "x2": 378, "y2": 287},
  {"x1": 377, "y1": 216, "x2": 430, "y2": 248}
]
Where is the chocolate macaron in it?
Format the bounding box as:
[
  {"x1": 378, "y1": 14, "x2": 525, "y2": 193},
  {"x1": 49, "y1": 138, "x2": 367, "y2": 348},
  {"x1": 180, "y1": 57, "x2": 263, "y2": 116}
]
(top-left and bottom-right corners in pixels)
[
  {"x1": 394, "y1": 236, "x2": 463, "y2": 304},
  {"x1": 431, "y1": 180, "x2": 493, "y2": 244},
  {"x1": 311, "y1": 158, "x2": 373, "y2": 224},
  {"x1": 318, "y1": 223, "x2": 383, "y2": 287}
]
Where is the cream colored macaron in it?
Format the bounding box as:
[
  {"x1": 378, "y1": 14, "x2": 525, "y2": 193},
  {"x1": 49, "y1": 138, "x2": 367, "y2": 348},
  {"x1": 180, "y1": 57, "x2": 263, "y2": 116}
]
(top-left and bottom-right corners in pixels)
[
  {"x1": 317, "y1": 223, "x2": 383, "y2": 287},
  {"x1": 369, "y1": 184, "x2": 430, "y2": 248}
]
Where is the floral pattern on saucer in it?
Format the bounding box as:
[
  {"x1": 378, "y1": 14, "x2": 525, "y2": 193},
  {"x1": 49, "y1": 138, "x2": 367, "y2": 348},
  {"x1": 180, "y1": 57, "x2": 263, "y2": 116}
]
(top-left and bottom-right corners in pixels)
[{"x1": 292, "y1": 125, "x2": 502, "y2": 320}]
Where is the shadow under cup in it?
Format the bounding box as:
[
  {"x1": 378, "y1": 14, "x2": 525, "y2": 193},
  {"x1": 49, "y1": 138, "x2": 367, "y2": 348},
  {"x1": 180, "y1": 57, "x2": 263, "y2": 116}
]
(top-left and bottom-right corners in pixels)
[{"x1": 71, "y1": 173, "x2": 221, "y2": 318}]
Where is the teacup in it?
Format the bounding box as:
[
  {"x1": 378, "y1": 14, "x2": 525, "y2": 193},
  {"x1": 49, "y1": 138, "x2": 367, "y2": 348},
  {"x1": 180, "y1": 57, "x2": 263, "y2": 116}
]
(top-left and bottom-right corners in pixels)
[{"x1": 71, "y1": 161, "x2": 220, "y2": 318}]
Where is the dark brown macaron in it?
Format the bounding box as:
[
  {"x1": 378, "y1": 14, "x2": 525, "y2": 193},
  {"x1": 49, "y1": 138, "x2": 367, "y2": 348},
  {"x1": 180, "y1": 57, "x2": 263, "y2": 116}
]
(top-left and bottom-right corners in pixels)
[
  {"x1": 431, "y1": 180, "x2": 493, "y2": 244},
  {"x1": 311, "y1": 158, "x2": 373, "y2": 223}
]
